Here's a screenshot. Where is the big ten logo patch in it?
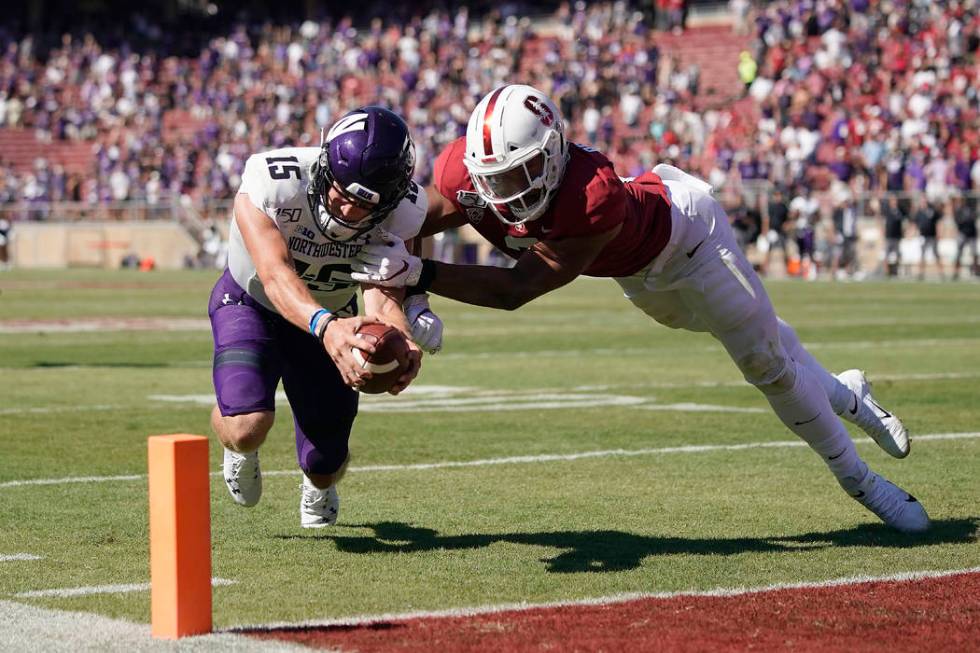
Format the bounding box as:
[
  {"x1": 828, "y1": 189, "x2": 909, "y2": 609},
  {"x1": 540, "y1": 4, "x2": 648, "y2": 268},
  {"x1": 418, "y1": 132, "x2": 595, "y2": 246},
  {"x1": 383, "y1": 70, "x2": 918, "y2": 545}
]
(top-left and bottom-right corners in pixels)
[{"x1": 276, "y1": 207, "x2": 303, "y2": 222}]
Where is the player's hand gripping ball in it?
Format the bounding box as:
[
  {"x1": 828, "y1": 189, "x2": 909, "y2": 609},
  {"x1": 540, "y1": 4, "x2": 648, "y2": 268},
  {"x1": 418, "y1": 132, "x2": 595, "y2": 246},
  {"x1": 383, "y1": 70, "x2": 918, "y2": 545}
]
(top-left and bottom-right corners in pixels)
[{"x1": 352, "y1": 323, "x2": 411, "y2": 394}]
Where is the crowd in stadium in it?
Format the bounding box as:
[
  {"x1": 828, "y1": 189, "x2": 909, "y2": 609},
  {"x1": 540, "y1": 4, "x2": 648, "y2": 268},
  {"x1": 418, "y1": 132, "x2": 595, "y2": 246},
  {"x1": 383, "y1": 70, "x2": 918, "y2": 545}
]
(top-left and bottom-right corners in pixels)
[{"x1": 0, "y1": 0, "x2": 977, "y2": 278}]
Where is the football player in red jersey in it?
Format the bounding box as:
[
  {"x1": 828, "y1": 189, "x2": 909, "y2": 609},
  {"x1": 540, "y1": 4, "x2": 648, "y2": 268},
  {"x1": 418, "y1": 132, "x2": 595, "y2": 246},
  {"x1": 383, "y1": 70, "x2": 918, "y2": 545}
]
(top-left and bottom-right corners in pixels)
[{"x1": 352, "y1": 84, "x2": 929, "y2": 533}]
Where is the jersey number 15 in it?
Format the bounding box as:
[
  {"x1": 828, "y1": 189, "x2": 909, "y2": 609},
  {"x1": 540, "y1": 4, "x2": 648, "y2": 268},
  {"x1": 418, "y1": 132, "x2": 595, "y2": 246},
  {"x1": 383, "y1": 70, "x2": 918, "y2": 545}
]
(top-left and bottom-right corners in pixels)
[{"x1": 266, "y1": 156, "x2": 301, "y2": 180}]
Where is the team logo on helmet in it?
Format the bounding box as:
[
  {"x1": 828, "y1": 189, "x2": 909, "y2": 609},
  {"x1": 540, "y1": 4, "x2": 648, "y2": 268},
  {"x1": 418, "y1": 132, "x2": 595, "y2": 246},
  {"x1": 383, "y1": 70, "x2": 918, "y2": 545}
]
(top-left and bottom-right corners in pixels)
[{"x1": 523, "y1": 96, "x2": 555, "y2": 127}]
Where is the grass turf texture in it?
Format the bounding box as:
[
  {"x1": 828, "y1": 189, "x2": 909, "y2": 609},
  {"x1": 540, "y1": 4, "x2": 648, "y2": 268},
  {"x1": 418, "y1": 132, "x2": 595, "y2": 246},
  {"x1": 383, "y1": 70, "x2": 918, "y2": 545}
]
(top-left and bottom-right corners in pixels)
[{"x1": 1, "y1": 269, "x2": 978, "y2": 629}]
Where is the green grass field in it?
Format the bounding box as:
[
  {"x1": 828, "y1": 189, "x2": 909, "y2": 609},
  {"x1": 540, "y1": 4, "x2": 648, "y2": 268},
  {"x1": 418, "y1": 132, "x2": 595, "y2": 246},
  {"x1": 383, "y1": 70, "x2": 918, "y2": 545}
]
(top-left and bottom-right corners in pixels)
[{"x1": 1, "y1": 269, "x2": 978, "y2": 633}]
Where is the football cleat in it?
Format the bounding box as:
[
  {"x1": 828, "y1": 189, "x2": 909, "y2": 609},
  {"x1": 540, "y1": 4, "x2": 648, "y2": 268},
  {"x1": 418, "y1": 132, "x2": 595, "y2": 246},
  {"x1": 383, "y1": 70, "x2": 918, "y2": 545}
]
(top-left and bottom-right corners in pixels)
[
  {"x1": 836, "y1": 369, "x2": 910, "y2": 459},
  {"x1": 300, "y1": 475, "x2": 340, "y2": 528},
  {"x1": 843, "y1": 470, "x2": 930, "y2": 533},
  {"x1": 222, "y1": 448, "x2": 262, "y2": 507}
]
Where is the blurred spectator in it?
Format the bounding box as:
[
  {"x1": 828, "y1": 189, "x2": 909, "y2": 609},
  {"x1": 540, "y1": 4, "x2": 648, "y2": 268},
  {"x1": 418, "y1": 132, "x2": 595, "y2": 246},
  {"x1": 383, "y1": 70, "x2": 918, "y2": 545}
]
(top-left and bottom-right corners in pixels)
[
  {"x1": 657, "y1": 0, "x2": 687, "y2": 34},
  {"x1": 760, "y1": 186, "x2": 791, "y2": 276},
  {"x1": 730, "y1": 0, "x2": 751, "y2": 36},
  {"x1": 952, "y1": 196, "x2": 979, "y2": 280},
  {"x1": 727, "y1": 193, "x2": 760, "y2": 252},
  {"x1": 881, "y1": 196, "x2": 907, "y2": 278},
  {"x1": 737, "y1": 50, "x2": 757, "y2": 95},
  {"x1": 0, "y1": 216, "x2": 10, "y2": 269},
  {"x1": 913, "y1": 198, "x2": 946, "y2": 281},
  {"x1": 790, "y1": 187, "x2": 819, "y2": 280},
  {"x1": 831, "y1": 194, "x2": 860, "y2": 280}
]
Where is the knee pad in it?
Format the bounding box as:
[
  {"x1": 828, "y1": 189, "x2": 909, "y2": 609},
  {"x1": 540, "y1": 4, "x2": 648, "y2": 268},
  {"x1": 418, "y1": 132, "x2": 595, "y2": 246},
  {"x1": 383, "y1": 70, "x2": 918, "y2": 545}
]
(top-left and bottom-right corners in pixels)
[{"x1": 736, "y1": 349, "x2": 793, "y2": 391}]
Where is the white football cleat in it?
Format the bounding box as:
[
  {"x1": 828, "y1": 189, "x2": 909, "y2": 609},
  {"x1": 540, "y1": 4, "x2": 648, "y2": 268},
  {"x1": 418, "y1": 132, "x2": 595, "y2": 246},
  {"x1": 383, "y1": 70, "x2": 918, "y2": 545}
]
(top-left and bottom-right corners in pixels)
[
  {"x1": 222, "y1": 448, "x2": 262, "y2": 507},
  {"x1": 844, "y1": 470, "x2": 930, "y2": 533},
  {"x1": 836, "y1": 369, "x2": 910, "y2": 459},
  {"x1": 300, "y1": 475, "x2": 339, "y2": 528}
]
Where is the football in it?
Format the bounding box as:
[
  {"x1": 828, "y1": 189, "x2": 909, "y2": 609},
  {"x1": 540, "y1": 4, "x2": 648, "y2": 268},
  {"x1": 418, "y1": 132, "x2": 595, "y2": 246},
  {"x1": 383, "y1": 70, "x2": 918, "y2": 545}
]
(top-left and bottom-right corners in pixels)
[{"x1": 351, "y1": 323, "x2": 411, "y2": 394}]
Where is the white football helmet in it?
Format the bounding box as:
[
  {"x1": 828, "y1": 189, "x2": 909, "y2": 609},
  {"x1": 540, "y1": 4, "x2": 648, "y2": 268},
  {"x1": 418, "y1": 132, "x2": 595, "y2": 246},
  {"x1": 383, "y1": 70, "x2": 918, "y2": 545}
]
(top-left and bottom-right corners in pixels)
[{"x1": 463, "y1": 84, "x2": 569, "y2": 225}]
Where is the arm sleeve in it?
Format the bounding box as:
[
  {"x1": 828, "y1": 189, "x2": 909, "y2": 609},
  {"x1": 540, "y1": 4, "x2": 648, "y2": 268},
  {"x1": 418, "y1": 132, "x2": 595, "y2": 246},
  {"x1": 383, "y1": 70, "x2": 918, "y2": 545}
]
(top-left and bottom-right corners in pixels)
[{"x1": 433, "y1": 139, "x2": 468, "y2": 214}]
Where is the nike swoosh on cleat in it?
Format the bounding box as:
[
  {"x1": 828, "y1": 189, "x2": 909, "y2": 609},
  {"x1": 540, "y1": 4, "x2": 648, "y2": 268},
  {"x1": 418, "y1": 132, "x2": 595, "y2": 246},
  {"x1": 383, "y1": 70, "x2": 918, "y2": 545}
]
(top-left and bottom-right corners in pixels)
[
  {"x1": 849, "y1": 395, "x2": 859, "y2": 415},
  {"x1": 868, "y1": 398, "x2": 892, "y2": 418},
  {"x1": 794, "y1": 413, "x2": 821, "y2": 426},
  {"x1": 686, "y1": 239, "x2": 705, "y2": 258}
]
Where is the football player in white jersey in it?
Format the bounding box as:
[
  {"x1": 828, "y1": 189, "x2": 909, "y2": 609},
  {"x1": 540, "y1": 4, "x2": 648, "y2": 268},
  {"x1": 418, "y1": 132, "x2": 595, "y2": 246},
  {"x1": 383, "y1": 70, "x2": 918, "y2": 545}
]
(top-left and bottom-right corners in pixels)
[
  {"x1": 209, "y1": 107, "x2": 443, "y2": 528},
  {"x1": 351, "y1": 85, "x2": 929, "y2": 534}
]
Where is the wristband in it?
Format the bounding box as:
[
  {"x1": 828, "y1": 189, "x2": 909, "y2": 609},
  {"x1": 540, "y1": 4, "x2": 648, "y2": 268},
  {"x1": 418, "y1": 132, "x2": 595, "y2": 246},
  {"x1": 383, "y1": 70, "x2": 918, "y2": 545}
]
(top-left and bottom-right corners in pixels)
[
  {"x1": 410, "y1": 259, "x2": 438, "y2": 293},
  {"x1": 308, "y1": 308, "x2": 331, "y2": 337},
  {"x1": 315, "y1": 312, "x2": 338, "y2": 340}
]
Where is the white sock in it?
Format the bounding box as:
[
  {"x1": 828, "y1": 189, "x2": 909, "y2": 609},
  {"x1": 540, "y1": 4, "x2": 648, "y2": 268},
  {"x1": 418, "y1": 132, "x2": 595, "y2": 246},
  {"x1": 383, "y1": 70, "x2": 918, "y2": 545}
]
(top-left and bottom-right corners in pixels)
[
  {"x1": 764, "y1": 362, "x2": 867, "y2": 489},
  {"x1": 778, "y1": 318, "x2": 854, "y2": 415}
]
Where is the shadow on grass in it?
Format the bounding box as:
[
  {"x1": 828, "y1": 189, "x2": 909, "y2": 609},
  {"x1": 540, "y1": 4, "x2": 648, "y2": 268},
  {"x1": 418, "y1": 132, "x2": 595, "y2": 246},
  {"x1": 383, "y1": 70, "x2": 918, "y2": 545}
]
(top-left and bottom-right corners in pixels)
[{"x1": 275, "y1": 517, "x2": 977, "y2": 574}]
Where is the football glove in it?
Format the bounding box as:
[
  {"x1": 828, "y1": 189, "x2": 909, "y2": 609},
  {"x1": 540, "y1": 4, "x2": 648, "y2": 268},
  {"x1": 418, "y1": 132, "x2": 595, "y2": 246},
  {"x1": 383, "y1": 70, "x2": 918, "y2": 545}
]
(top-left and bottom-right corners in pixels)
[
  {"x1": 403, "y1": 293, "x2": 443, "y2": 354},
  {"x1": 350, "y1": 240, "x2": 423, "y2": 288}
]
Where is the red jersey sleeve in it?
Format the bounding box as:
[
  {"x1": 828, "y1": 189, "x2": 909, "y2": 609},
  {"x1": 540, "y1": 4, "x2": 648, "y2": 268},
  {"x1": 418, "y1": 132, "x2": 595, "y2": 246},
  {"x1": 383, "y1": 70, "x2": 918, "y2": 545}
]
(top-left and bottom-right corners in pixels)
[{"x1": 433, "y1": 137, "x2": 471, "y2": 214}]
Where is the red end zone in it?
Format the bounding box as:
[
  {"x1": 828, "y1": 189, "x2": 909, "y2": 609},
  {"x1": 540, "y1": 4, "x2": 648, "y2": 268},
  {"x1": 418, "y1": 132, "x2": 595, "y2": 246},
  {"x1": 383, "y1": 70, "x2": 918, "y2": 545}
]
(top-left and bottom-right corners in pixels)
[{"x1": 244, "y1": 570, "x2": 980, "y2": 652}]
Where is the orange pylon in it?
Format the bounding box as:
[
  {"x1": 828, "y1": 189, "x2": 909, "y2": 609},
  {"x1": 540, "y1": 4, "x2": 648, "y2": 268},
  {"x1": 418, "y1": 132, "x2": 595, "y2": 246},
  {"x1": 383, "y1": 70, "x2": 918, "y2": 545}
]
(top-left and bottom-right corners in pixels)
[{"x1": 148, "y1": 434, "x2": 212, "y2": 638}]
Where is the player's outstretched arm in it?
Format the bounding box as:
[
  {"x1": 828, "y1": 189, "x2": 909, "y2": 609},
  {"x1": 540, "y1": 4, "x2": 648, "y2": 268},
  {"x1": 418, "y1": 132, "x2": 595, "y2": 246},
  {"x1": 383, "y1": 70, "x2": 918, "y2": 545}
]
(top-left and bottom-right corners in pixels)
[
  {"x1": 352, "y1": 223, "x2": 621, "y2": 310},
  {"x1": 427, "y1": 224, "x2": 621, "y2": 310},
  {"x1": 234, "y1": 193, "x2": 380, "y2": 388}
]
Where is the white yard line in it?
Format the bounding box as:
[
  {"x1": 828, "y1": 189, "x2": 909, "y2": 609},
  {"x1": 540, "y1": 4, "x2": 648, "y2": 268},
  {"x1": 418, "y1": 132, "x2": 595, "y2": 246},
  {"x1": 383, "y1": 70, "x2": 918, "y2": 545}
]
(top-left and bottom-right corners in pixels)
[
  {"x1": 0, "y1": 554, "x2": 42, "y2": 562},
  {"x1": 146, "y1": 390, "x2": 756, "y2": 414},
  {"x1": 14, "y1": 578, "x2": 236, "y2": 599},
  {"x1": 636, "y1": 403, "x2": 765, "y2": 413},
  {"x1": 0, "y1": 318, "x2": 211, "y2": 334},
  {"x1": 573, "y1": 370, "x2": 980, "y2": 391},
  {"x1": 437, "y1": 337, "x2": 980, "y2": 360},
  {"x1": 4, "y1": 314, "x2": 980, "y2": 335},
  {"x1": 0, "y1": 404, "x2": 122, "y2": 416},
  {"x1": 2, "y1": 432, "x2": 977, "y2": 490},
  {"x1": 0, "y1": 474, "x2": 146, "y2": 488},
  {"x1": 231, "y1": 566, "x2": 980, "y2": 631},
  {"x1": 4, "y1": 371, "x2": 976, "y2": 417}
]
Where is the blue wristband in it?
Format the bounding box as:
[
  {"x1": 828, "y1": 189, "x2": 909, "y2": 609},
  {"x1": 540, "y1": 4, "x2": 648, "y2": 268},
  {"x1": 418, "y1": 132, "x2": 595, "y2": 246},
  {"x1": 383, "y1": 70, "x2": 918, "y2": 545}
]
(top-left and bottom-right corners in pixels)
[{"x1": 308, "y1": 308, "x2": 331, "y2": 337}]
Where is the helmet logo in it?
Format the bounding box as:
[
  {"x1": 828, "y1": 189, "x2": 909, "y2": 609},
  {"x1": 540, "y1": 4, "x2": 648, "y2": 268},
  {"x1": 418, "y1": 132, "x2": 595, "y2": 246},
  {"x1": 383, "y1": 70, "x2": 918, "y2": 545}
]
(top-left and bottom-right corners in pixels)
[
  {"x1": 523, "y1": 96, "x2": 554, "y2": 127},
  {"x1": 326, "y1": 113, "x2": 369, "y2": 141},
  {"x1": 346, "y1": 182, "x2": 380, "y2": 205}
]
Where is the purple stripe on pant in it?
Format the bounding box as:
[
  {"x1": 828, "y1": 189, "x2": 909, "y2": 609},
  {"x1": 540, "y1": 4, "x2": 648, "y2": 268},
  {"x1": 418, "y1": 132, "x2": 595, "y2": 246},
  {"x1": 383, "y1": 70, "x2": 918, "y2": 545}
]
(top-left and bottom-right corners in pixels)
[{"x1": 208, "y1": 269, "x2": 358, "y2": 475}]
